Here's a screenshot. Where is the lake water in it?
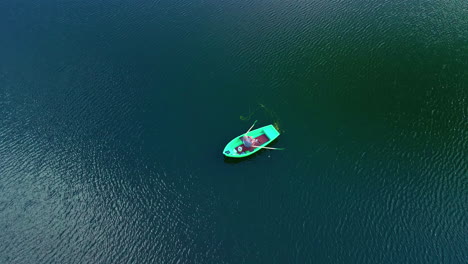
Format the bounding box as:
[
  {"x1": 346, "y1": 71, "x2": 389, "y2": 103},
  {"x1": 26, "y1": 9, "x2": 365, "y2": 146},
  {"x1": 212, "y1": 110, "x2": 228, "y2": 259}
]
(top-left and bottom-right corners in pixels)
[{"x1": 1, "y1": 0, "x2": 467, "y2": 263}]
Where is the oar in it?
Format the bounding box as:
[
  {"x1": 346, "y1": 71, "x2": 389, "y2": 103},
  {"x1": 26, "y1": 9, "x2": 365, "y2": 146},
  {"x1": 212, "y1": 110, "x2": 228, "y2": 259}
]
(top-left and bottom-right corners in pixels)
[
  {"x1": 252, "y1": 145, "x2": 285, "y2": 150},
  {"x1": 244, "y1": 120, "x2": 258, "y2": 136}
]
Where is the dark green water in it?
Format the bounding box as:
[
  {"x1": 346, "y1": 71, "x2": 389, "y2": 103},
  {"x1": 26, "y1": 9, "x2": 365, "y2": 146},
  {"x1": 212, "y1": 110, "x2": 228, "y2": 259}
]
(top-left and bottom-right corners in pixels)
[{"x1": 1, "y1": 0, "x2": 467, "y2": 263}]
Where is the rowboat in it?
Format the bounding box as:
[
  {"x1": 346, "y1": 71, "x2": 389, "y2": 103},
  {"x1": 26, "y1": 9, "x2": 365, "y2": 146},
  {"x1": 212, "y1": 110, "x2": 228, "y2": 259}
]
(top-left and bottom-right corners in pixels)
[{"x1": 223, "y1": 124, "x2": 280, "y2": 158}]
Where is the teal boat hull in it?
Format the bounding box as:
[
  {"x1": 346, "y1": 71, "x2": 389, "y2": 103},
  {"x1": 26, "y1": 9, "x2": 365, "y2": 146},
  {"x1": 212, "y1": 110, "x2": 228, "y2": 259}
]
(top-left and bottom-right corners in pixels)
[{"x1": 223, "y1": 124, "x2": 280, "y2": 158}]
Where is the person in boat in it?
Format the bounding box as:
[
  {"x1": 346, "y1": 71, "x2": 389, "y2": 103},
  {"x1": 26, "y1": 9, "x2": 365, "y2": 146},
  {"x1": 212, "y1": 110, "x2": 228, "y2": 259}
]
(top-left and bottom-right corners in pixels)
[{"x1": 242, "y1": 135, "x2": 258, "y2": 148}]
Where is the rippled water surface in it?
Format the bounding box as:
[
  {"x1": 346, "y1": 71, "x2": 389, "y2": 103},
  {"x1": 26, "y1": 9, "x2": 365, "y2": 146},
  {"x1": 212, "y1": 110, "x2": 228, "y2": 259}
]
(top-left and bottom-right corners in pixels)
[{"x1": 1, "y1": 0, "x2": 467, "y2": 263}]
